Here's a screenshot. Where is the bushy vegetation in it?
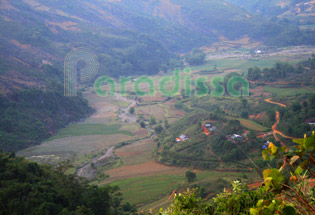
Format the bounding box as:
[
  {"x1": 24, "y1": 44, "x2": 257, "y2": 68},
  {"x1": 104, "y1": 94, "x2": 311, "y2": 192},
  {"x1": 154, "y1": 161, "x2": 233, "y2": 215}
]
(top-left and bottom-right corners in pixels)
[
  {"x1": 158, "y1": 133, "x2": 315, "y2": 215},
  {"x1": 277, "y1": 95, "x2": 315, "y2": 137},
  {"x1": 0, "y1": 86, "x2": 93, "y2": 152},
  {"x1": 0, "y1": 152, "x2": 137, "y2": 215},
  {"x1": 248, "y1": 56, "x2": 315, "y2": 83},
  {"x1": 185, "y1": 50, "x2": 206, "y2": 66}
]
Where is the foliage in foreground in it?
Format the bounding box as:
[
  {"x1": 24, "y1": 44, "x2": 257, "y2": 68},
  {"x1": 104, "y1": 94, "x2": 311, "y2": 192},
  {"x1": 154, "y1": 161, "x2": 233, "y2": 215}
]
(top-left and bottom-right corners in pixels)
[
  {"x1": 159, "y1": 132, "x2": 315, "y2": 214},
  {"x1": 0, "y1": 152, "x2": 136, "y2": 215}
]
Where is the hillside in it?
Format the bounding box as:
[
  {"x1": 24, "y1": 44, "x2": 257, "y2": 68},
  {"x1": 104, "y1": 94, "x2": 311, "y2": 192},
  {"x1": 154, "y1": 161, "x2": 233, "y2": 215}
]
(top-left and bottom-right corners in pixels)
[
  {"x1": 0, "y1": 152, "x2": 137, "y2": 215},
  {"x1": 1, "y1": 0, "x2": 314, "y2": 92},
  {"x1": 226, "y1": 0, "x2": 315, "y2": 27},
  {"x1": 157, "y1": 58, "x2": 315, "y2": 171}
]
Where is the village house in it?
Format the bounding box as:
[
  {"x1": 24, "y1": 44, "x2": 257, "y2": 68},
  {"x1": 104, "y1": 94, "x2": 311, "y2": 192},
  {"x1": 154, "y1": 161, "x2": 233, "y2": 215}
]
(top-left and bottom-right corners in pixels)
[
  {"x1": 230, "y1": 134, "x2": 244, "y2": 141},
  {"x1": 176, "y1": 134, "x2": 189, "y2": 142},
  {"x1": 306, "y1": 119, "x2": 315, "y2": 126}
]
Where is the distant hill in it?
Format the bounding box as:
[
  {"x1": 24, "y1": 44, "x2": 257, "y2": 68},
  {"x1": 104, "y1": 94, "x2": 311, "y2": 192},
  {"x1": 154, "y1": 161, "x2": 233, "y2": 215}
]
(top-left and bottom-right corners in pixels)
[
  {"x1": 1, "y1": 0, "x2": 314, "y2": 91},
  {"x1": 226, "y1": 0, "x2": 315, "y2": 27}
]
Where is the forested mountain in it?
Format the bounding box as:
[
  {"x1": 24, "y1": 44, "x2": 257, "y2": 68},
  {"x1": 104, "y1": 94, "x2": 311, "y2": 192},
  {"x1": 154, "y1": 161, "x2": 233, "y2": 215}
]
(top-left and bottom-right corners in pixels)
[{"x1": 1, "y1": 0, "x2": 314, "y2": 90}]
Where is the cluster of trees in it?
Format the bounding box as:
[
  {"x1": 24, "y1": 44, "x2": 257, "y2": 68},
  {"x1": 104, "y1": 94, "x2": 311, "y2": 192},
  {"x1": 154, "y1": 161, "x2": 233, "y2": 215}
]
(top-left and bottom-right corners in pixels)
[
  {"x1": 277, "y1": 94, "x2": 315, "y2": 138},
  {"x1": 0, "y1": 152, "x2": 137, "y2": 215},
  {"x1": 0, "y1": 86, "x2": 93, "y2": 152},
  {"x1": 185, "y1": 49, "x2": 206, "y2": 66},
  {"x1": 248, "y1": 56, "x2": 315, "y2": 83},
  {"x1": 247, "y1": 62, "x2": 299, "y2": 82}
]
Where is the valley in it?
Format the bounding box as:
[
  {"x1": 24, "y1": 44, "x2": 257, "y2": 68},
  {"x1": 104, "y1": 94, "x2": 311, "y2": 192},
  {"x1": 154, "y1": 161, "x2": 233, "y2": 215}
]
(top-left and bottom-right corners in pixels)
[
  {"x1": 17, "y1": 49, "x2": 315, "y2": 212},
  {"x1": 1, "y1": 0, "x2": 315, "y2": 213}
]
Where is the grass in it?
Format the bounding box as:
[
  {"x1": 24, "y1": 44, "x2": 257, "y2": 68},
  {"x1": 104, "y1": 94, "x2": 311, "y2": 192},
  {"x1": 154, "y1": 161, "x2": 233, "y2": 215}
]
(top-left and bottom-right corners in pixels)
[
  {"x1": 111, "y1": 100, "x2": 131, "y2": 108},
  {"x1": 237, "y1": 118, "x2": 269, "y2": 132},
  {"x1": 189, "y1": 55, "x2": 309, "y2": 74},
  {"x1": 264, "y1": 86, "x2": 314, "y2": 97},
  {"x1": 110, "y1": 169, "x2": 259, "y2": 211},
  {"x1": 111, "y1": 174, "x2": 185, "y2": 205},
  {"x1": 47, "y1": 123, "x2": 133, "y2": 140},
  {"x1": 189, "y1": 58, "x2": 280, "y2": 73}
]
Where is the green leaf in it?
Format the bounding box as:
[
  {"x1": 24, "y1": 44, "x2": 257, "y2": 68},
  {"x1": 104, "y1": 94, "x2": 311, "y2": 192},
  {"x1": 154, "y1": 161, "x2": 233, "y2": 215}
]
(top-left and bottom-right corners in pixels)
[
  {"x1": 263, "y1": 169, "x2": 272, "y2": 179},
  {"x1": 264, "y1": 177, "x2": 272, "y2": 191},
  {"x1": 270, "y1": 169, "x2": 284, "y2": 184},
  {"x1": 269, "y1": 169, "x2": 284, "y2": 190},
  {"x1": 256, "y1": 199, "x2": 264, "y2": 207},
  {"x1": 269, "y1": 142, "x2": 278, "y2": 155},
  {"x1": 294, "y1": 166, "x2": 303, "y2": 176},
  {"x1": 262, "y1": 149, "x2": 270, "y2": 160},
  {"x1": 293, "y1": 139, "x2": 303, "y2": 145},
  {"x1": 304, "y1": 135, "x2": 315, "y2": 150},
  {"x1": 282, "y1": 206, "x2": 296, "y2": 215},
  {"x1": 250, "y1": 208, "x2": 258, "y2": 215}
]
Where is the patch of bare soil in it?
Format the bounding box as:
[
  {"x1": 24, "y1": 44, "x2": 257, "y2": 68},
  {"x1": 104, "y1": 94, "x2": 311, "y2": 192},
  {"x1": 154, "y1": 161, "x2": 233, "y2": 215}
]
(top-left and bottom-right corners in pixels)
[
  {"x1": 250, "y1": 86, "x2": 271, "y2": 97},
  {"x1": 0, "y1": 70, "x2": 43, "y2": 94}
]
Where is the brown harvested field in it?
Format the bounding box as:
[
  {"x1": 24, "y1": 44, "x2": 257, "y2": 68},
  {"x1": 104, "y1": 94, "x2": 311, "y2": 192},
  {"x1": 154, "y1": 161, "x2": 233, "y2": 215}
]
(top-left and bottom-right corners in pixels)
[
  {"x1": 104, "y1": 160, "x2": 189, "y2": 182},
  {"x1": 90, "y1": 102, "x2": 119, "y2": 119},
  {"x1": 137, "y1": 104, "x2": 166, "y2": 120}
]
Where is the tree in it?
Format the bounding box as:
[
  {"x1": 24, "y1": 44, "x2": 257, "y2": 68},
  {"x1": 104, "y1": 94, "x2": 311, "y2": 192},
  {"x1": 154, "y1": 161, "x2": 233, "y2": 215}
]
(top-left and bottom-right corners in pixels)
[
  {"x1": 242, "y1": 99, "x2": 248, "y2": 109},
  {"x1": 164, "y1": 120, "x2": 170, "y2": 129},
  {"x1": 185, "y1": 171, "x2": 197, "y2": 183},
  {"x1": 185, "y1": 50, "x2": 206, "y2": 66},
  {"x1": 140, "y1": 121, "x2": 146, "y2": 128},
  {"x1": 0, "y1": 152, "x2": 137, "y2": 215},
  {"x1": 159, "y1": 188, "x2": 214, "y2": 215},
  {"x1": 155, "y1": 125, "x2": 164, "y2": 134},
  {"x1": 241, "y1": 111, "x2": 249, "y2": 119},
  {"x1": 129, "y1": 107, "x2": 135, "y2": 114},
  {"x1": 150, "y1": 116, "x2": 156, "y2": 125}
]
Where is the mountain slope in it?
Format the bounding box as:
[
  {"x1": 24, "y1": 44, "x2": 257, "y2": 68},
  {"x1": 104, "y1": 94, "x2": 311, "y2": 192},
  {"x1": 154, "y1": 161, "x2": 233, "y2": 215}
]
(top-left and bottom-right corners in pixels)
[{"x1": 226, "y1": 0, "x2": 315, "y2": 26}]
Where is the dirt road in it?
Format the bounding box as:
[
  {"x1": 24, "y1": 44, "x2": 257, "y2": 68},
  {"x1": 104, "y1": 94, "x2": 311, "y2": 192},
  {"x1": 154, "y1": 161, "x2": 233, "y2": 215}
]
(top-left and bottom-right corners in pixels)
[
  {"x1": 265, "y1": 99, "x2": 298, "y2": 151},
  {"x1": 116, "y1": 94, "x2": 137, "y2": 123},
  {"x1": 77, "y1": 146, "x2": 115, "y2": 179}
]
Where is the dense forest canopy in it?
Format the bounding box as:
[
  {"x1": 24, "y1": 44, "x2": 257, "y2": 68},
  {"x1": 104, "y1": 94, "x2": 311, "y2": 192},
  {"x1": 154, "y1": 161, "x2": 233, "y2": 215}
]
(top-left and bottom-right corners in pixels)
[{"x1": 0, "y1": 152, "x2": 137, "y2": 215}]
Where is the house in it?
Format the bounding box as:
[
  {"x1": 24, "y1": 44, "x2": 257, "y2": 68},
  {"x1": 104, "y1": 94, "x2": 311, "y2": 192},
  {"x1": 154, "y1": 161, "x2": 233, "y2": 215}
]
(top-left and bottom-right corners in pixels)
[
  {"x1": 179, "y1": 134, "x2": 189, "y2": 140},
  {"x1": 231, "y1": 134, "x2": 243, "y2": 140},
  {"x1": 205, "y1": 123, "x2": 212, "y2": 128},
  {"x1": 176, "y1": 134, "x2": 189, "y2": 142},
  {"x1": 255, "y1": 50, "x2": 263, "y2": 54},
  {"x1": 209, "y1": 126, "x2": 217, "y2": 132},
  {"x1": 306, "y1": 119, "x2": 315, "y2": 126}
]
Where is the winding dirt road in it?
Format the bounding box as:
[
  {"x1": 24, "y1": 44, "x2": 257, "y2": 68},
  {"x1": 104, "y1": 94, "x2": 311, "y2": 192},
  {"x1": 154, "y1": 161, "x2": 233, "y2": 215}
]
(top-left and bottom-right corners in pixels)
[{"x1": 265, "y1": 99, "x2": 298, "y2": 152}]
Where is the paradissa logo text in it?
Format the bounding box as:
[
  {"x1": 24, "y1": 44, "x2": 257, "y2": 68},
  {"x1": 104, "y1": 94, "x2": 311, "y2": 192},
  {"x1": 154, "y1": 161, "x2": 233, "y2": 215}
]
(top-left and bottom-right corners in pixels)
[
  {"x1": 94, "y1": 69, "x2": 249, "y2": 98},
  {"x1": 64, "y1": 48, "x2": 249, "y2": 97}
]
